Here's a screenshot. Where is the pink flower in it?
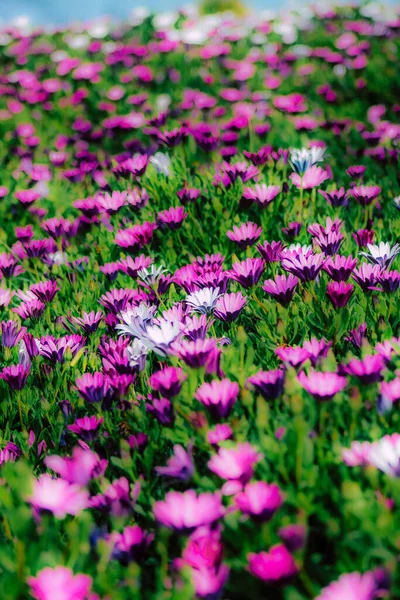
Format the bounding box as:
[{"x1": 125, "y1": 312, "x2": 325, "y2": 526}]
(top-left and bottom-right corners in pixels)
[
  {"x1": 315, "y1": 570, "x2": 388, "y2": 600},
  {"x1": 235, "y1": 481, "x2": 283, "y2": 522},
  {"x1": 155, "y1": 444, "x2": 194, "y2": 480},
  {"x1": 208, "y1": 443, "x2": 262, "y2": 484},
  {"x1": 29, "y1": 474, "x2": 89, "y2": 518},
  {"x1": 298, "y1": 370, "x2": 347, "y2": 401},
  {"x1": 195, "y1": 378, "x2": 239, "y2": 419},
  {"x1": 45, "y1": 446, "x2": 107, "y2": 486},
  {"x1": 248, "y1": 544, "x2": 298, "y2": 582},
  {"x1": 28, "y1": 566, "x2": 92, "y2": 600},
  {"x1": 290, "y1": 166, "x2": 330, "y2": 189},
  {"x1": 154, "y1": 490, "x2": 224, "y2": 532}
]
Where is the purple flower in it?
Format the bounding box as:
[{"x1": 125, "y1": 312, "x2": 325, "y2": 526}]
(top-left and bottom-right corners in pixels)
[
  {"x1": 281, "y1": 253, "x2": 325, "y2": 282},
  {"x1": 263, "y1": 274, "x2": 299, "y2": 307},
  {"x1": 326, "y1": 281, "x2": 354, "y2": 307},
  {"x1": 345, "y1": 322, "x2": 367, "y2": 350},
  {"x1": 314, "y1": 231, "x2": 344, "y2": 255},
  {"x1": 113, "y1": 154, "x2": 149, "y2": 178},
  {"x1": 75, "y1": 372, "x2": 110, "y2": 404},
  {"x1": 227, "y1": 258, "x2": 265, "y2": 288},
  {"x1": 0, "y1": 253, "x2": 25, "y2": 278},
  {"x1": 359, "y1": 242, "x2": 400, "y2": 269},
  {"x1": 71, "y1": 311, "x2": 103, "y2": 334},
  {"x1": 195, "y1": 378, "x2": 239, "y2": 419},
  {"x1": 98, "y1": 191, "x2": 127, "y2": 214},
  {"x1": 298, "y1": 370, "x2": 347, "y2": 401},
  {"x1": 207, "y1": 424, "x2": 234, "y2": 446},
  {"x1": 0, "y1": 364, "x2": 30, "y2": 390},
  {"x1": 318, "y1": 187, "x2": 348, "y2": 207},
  {"x1": 248, "y1": 545, "x2": 297, "y2": 583},
  {"x1": 235, "y1": 481, "x2": 283, "y2": 522},
  {"x1": 226, "y1": 222, "x2": 262, "y2": 248},
  {"x1": 110, "y1": 525, "x2": 153, "y2": 565},
  {"x1": 150, "y1": 366, "x2": 186, "y2": 397},
  {"x1": 378, "y1": 270, "x2": 400, "y2": 293},
  {"x1": 353, "y1": 228, "x2": 375, "y2": 248},
  {"x1": 146, "y1": 396, "x2": 174, "y2": 426},
  {"x1": 177, "y1": 187, "x2": 201, "y2": 205},
  {"x1": 154, "y1": 490, "x2": 224, "y2": 532},
  {"x1": 1, "y1": 320, "x2": 27, "y2": 348},
  {"x1": 257, "y1": 241, "x2": 284, "y2": 263},
  {"x1": 155, "y1": 443, "x2": 194, "y2": 480},
  {"x1": 14, "y1": 299, "x2": 46, "y2": 320},
  {"x1": 275, "y1": 346, "x2": 310, "y2": 369},
  {"x1": 172, "y1": 338, "x2": 218, "y2": 369},
  {"x1": 246, "y1": 369, "x2": 285, "y2": 400},
  {"x1": 118, "y1": 255, "x2": 153, "y2": 279},
  {"x1": 347, "y1": 165, "x2": 366, "y2": 178},
  {"x1": 279, "y1": 524, "x2": 306, "y2": 552},
  {"x1": 323, "y1": 255, "x2": 357, "y2": 281},
  {"x1": 351, "y1": 263, "x2": 381, "y2": 291},
  {"x1": 30, "y1": 280, "x2": 60, "y2": 303},
  {"x1": 39, "y1": 335, "x2": 86, "y2": 363},
  {"x1": 67, "y1": 415, "x2": 104, "y2": 441},
  {"x1": 45, "y1": 446, "x2": 107, "y2": 486},
  {"x1": 315, "y1": 570, "x2": 389, "y2": 600},
  {"x1": 348, "y1": 185, "x2": 381, "y2": 206}
]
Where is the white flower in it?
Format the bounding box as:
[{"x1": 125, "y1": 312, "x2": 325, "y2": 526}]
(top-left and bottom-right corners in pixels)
[
  {"x1": 150, "y1": 153, "x2": 171, "y2": 176},
  {"x1": 290, "y1": 147, "x2": 326, "y2": 176},
  {"x1": 116, "y1": 304, "x2": 156, "y2": 338},
  {"x1": 393, "y1": 196, "x2": 400, "y2": 211},
  {"x1": 140, "y1": 319, "x2": 180, "y2": 356},
  {"x1": 127, "y1": 339, "x2": 149, "y2": 372},
  {"x1": 185, "y1": 287, "x2": 220, "y2": 314},
  {"x1": 138, "y1": 265, "x2": 167, "y2": 287},
  {"x1": 359, "y1": 242, "x2": 400, "y2": 269},
  {"x1": 368, "y1": 435, "x2": 400, "y2": 477}
]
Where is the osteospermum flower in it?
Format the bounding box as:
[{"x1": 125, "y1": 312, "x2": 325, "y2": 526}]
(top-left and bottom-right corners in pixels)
[
  {"x1": 257, "y1": 240, "x2": 285, "y2": 263},
  {"x1": 290, "y1": 166, "x2": 329, "y2": 189},
  {"x1": 155, "y1": 444, "x2": 194, "y2": 480},
  {"x1": 208, "y1": 443, "x2": 262, "y2": 485},
  {"x1": 67, "y1": 415, "x2": 104, "y2": 441},
  {"x1": 348, "y1": 185, "x2": 381, "y2": 206},
  {"x1": 248, "y1": 544, "x2": 297, "y2": 582},
  {"x1": 28, "y1": 566, "x2": 92, "y2": 600},
  {"x1": 281, "y1": 253, "x2": 325, "y2": 282},
  {"x1": 235, "y1": 481, "x2": 283, "y2": 522},
  {"x1": 29, "y1": 474, "x2": 89, "y2": 518},
  {"x1": 343, "y1": 354, "x2": 385, "y2": 384},
  {"x1": 227, "y1": 258, "x2": 265, "y2": 288},
  {"x1": 75, "y1": 372, "x2": 110, "y2": 404},
  {"x1": 359, "y1": 242, "x2": 400, "y2": 269},
  {"x1": 290, "y1": 146, "x2": 325, "y2": 175},
  {"x1": 195, "y1": 378, "x2": 239, "y2": 419},
  {"x1": 326, "y1": 281, "x2": 354, "y2": 308},
  {"x1": 154, "y1": 490, "x2": 224, "y2": 532},
  {"x1": 226, "y1": 222, "x2": 262, "y2": 248},
  {"x1": 185, "y1": 287, "x2": 220, "y2": 314},
  {"x1": 318, "y1": 187, "x2": 348, "y2": 207},
  {"x1": 323, "y1": 255, "x2": 357, "y2": 281},
  {"x1": 242, "y1": 184, "x2": 280, "y2": 207},
  {"x1": 246, "y1": 369, "x2": 285, "y2": 400},
  {"x1": 298, "y1": 370, "x2": 347, "y2": 401},
  {"x1": 0, "y1": 364, "x2": 30, "y2": 390},
  {"x1": 214, "y1": 291, "x2": 247, "y2": 322},
  {"x1": 262, "y1": 274, "x2": 299, "y2": 307},
  {"x1": 315, "y1": 570, "x2": 389, "y2": 600},
  {"x1": 157, "y1": 206, "x2": 188, "y2": 230}
]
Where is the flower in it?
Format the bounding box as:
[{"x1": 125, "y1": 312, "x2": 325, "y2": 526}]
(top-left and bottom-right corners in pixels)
[
  {"x1": 290, "y1": 146, "x2": 325, "y2": 175},
  {"x1": 248, "y1": 544, "x2": 297, "y2": 582},
  {"x1": 263, "y1": 274, "x2": 299, "y2": 307},
  {"x1": 226, "y1": 222, "x2": 262, "y2": 248},
  {"x1": 154, "y1": 490, "x2": 224, "y2": 532},
  {"x1": 326, "y1": 281, "x2": 354, "y2": 308},
  {"x1": 359, "y1": 242, "x2": 400, "y2": 269},
  {"x1": 281, "y1": 253, "x2": 325, "y2": 282},
  {"x1": 110, "y1": 525, "x2": 153, "y2": 565},
  {"x1": 150, "y1": 152, "x2": 171, "y2": 176},
  {"x1": 150, "y1": 366, "x2": 186, "y2": 397},
  {"x1": 227, "y1": 258, "x2": 265, "y2": 288},
  {"x1": 298, "y1": 370, "x2": 347, "y2": 401},
  {"x1": 348, "y1": 185, "x2": 381, "y2": 206},
  {"x1": 214, "y1": 292, "x2": 247, "y2": 322},
  {"x1": 315, "y1": 570, "x2": 389, "y2": 600},
  {"x1": 368, "y1": 433, "x2": 400, "y2": 477},
  {"x1": 155, "y1": 444, "x2": 194, "y2": 480},
  {"x1": 208, "y1": 443, "x2": 262, "y2": 484},
  {"x1": 318, "y1": 187, "x2": 348, "y2": 207},
  {"x1": 0, "y1": 364, "x2": 30, "y2": 390},
  {"x1": 343, "y1": 355, "x2": 385, "y2": 384},
  {"x1": 29, "y1": 474, "x2": 89, "y2": 518},
  {"x1": 185, "y1": 287, "x2": 220, "y2": 314},
  {"x1": 45, "y1": 446, "x2": 107, "y2": 486},
  {"x1": 246, "y1": 369, "x2": 285, "y2": 400},
  {"x1": 235, "y1": 481, "x2": 283, "y2": 522},
  {"x1": 290, "y1": 166, "x2": 329, "y2": 189},
  {"x1": 242, "y1": 184, "x2": 280, "y2": 207},
  {"x1": 195, "y1": 378, "x2": 239, "y2": 419},
  {"x1": 323, "y1": 255, "x2": 357, "y2": 281},
  {"x1": 67, "y1": 416, "x2": 104, "y2": 441},
  {"x1": 28, "y1": 566, "x2": 92, "y2": 600},
  {"x1": 257, "y1": 240, "x2": 284, "y2": 263}
]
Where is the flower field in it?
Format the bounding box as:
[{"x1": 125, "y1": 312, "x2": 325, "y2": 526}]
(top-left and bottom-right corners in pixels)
[{"x1": 0, "y1": 4, "x2": 399, "y2": 599}]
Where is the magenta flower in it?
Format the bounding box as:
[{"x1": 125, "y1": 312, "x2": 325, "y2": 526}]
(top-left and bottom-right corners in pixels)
[
  {"x1": 29, "y1": 474, "x2": 89, "y2": 518},
  {"x1": 207, "y1": 424, "x2": 234, "y2": 446},
  {"x1": 226, "y1": 222, "x2": 262, "y2": 248},
  {"x1": 298, "y1": 370, "x2": 347, "y2": 401},
  {"x1": 110, "y1": 525, "x2": 153, "y2": 565},
  {"x1": 326, "y1": 281, "x2": 354, "y2": 308},
  {"x1": 347, "y1": 165, "x2": 366, "y2": 178},
  {"x1": 45, "y1": 446, "x2": 107, "y2": 486},
  {"x1": 302, "y1": 338, "x2": 332, "y2": 366},
  {"x1": 154, "y1": 490, "x2": 224, "y2": 532},
  {"x1": 195, "y1": 378, "x2": 239, "y2": 419},
  {"x1": 28, "y1": 566, "x2": 92, "y2": 600},
  {"x1": 157, "y1": 206, "x2": 188, "y2": 230},
  {"x1": 248, "y1": 544, "x2": 298, "y2": 582},
  {"x1": 14, "y1": 299, "x2": 46, "y2": 320},
  {"x1": 155, "y1": 443, "x2": 194, "y2": 480},
  {"x1": 276, "y1": 346, "x2": 311, "y2": 369},
  {"x1": 262, "y1": 274, "x2": 299, "y2": 307},
  {"x1": 353, "y1": 228, "x2": 375, "y2": 248},
  {"x1": 290, "y1": 166, "x2": 329, "y2": 189},
  {"x1": 208, "y1": 443, "x2": 262, "y2": 484},
  {"x1": 177, "y1": 186, "x2": 201, "y2": 205},
  {"x1": 191, "y1": 564, "x2": 230, "y2": 598},
  {"x1": 242, "y1": 184, "x2": 280, "y2": 208},
  {"x1": 351, "y1": 263, "x2": 381, "y2": 291},
  {"x1": 214, "y1": 292, "x2": 247, "y2": 322},
  {"x1": 71, "y1": 311, "x2": 103, "y2": 335},
  {"x1": 171, "y1": 338, "x2": 218, "y2": 369},
  {"x1": 30, "y1": 280, "x2": 60, "y2": 303},
  {"x1": 98, "y1": 191, "x2": 127, "y2": 214},
  {"x1": 150, "y1": 366, "x2": 186, "y2": 397},
  {"x1": 318, "y1": 187, "x2": 348, "y2": 207},
  {"x1": 1, "y1": 320, "x2": 27, "y2": 348},
  {"x1": 227, "y1": 258, "x2": 265, "y2": 288},
  {"x1": 68, "y1": 415, "x2": 104, "y2": 441},
  {"x1": 235, "y1": 481, "x2": 283, "y2": 522},
  {"x1": 246, "y1": 369, "x2": 285, "y2": 400},
  {"x1": 378, "y1": 270, "x2": 400, "y2": 293}
]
